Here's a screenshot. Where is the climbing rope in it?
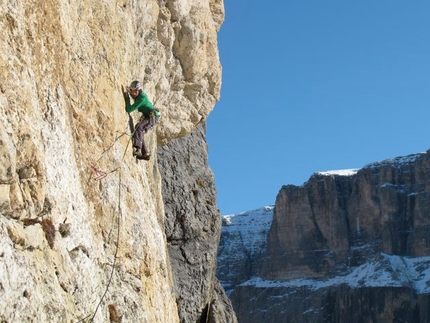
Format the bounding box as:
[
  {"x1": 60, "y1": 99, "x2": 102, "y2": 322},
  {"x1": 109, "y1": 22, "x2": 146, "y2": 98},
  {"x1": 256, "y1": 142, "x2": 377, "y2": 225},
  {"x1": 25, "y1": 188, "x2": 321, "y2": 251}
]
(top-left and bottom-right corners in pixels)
[
  {"x1": 77, "y1": 121, "x2": 133, "y2": 322},
  {"x1": 86, "y1": 170, "x2": 123, "y2": 322},
  {"x1": 88, "y1": 130, "x2": 128, "y2": 182},
  {"x1": 89, "y1": 113, "x2": 135, "y2": 183}
]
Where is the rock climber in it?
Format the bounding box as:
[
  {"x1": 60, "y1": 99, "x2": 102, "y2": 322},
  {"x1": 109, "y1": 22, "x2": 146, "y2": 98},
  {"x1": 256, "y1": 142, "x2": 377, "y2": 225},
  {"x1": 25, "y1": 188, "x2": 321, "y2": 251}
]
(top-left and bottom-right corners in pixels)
[{"x1": 122, "y1": 80, "x2": 160, "y2": 160}]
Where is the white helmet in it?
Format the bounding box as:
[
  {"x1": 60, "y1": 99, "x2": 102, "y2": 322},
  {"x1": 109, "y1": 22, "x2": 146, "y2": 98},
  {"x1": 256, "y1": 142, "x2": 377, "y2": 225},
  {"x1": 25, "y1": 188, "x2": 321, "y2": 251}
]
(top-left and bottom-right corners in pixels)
[{"x1": 129, "y1": 80, "x2": 142, "y2": 91}]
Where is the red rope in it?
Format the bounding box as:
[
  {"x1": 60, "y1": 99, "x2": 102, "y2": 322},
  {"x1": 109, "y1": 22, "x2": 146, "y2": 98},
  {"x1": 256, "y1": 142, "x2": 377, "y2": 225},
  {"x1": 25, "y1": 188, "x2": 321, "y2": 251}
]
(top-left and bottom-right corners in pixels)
[{"x1": 91, "y1": 166, "x2": 108, "y2": 181}]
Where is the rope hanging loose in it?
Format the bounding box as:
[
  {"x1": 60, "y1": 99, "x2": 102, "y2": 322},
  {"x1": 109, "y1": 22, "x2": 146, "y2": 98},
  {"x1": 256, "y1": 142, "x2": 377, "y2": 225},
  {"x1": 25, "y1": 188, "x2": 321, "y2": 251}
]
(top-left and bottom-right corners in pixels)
[
  {"x1": 86, "y1": 170, "x2": 123, "y2": 323},
  {"x1": 77, "y1": 118, "x2": 133, "y2": 322}
]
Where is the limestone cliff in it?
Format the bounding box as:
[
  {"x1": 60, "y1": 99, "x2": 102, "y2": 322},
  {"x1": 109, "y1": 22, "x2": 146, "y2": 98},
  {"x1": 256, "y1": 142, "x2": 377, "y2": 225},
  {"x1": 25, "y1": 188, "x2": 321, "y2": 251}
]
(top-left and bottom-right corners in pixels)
[
  {"x1": 218, "y1": 151, "x2": 430, "y2": 323},
  {"x1": 0, "y1": 0, "x2": 233, "y2": 322},
  {"x1": 263, "y1": 152, "x2": 430, "y2": 280}
]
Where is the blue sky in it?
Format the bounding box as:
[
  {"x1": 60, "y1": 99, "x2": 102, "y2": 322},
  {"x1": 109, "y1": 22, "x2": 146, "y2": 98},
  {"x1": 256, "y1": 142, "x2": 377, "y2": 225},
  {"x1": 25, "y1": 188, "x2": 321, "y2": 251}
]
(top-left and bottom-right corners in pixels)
[{"x1": 207, "y1": 1, "x2": 430, "y2": 215}]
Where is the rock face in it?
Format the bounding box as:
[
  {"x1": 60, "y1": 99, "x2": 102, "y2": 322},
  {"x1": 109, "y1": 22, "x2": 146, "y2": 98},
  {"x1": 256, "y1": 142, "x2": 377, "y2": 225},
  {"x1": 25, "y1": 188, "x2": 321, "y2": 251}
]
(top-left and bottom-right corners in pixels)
[
  {"x1": 231, "y1": 283, "x2": 430, "y2": 323},
  {"x1": 218, "y1": 152, "x2": 430, "y2": 323},
  {"x1": 158, "y1": 123, "x2": 236, "y2": 323},
  {"x1": 263, "y1": 153, "x2": 430, "y2": 280},
  {"x1": 0, "y1": 0, "x2": 231, "y2": 322}
]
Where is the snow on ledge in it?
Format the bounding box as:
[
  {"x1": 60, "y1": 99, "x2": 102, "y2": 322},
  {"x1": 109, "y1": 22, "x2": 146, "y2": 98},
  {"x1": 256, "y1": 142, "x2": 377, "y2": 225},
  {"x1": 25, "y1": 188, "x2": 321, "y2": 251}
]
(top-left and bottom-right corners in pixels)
[
  {"x1": 365, "y1": 153, "x2": 424, "y2": 169},
  {"x1": 317, "y1": 169, "x2": 359, "y2": 177},
  {"x1": 240, "y1": 253, "x2": 430, "y2": 294}
]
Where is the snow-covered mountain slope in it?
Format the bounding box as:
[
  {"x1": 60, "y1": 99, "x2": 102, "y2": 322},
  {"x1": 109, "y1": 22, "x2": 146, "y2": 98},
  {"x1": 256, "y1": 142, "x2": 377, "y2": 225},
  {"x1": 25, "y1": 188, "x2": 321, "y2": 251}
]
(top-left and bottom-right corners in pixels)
[{"x1": 217, "y1": 206, "x2": 274, "y2": 294}]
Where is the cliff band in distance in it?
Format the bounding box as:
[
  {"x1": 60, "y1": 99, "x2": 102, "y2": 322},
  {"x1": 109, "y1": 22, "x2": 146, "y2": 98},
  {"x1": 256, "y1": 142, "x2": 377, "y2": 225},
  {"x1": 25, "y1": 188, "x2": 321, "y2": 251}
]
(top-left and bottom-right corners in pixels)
[{"x1": 219, "y1": 151, "x2": 430, "y2": 323}]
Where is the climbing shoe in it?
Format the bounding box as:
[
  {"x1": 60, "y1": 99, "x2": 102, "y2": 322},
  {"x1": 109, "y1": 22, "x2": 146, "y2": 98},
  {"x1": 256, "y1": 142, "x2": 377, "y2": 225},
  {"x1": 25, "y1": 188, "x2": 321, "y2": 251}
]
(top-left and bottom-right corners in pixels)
[{"x1": 136, "y1": 153, "x2": 150, "y2": 161}]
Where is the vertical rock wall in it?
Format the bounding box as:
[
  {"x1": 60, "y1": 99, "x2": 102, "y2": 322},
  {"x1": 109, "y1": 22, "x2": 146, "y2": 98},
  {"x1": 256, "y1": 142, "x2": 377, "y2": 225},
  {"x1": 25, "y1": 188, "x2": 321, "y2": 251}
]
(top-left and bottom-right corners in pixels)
[
  {"x1": 158, "y1": 123, "x2": 237, "y2": 323},
  {"x1": 0, "y1": 0, "x2": 228, "y2": 322},
  {"x1": 263, "y1": 152, "x2": 430, "y2": 280},
  {"x1": 230, "y1": 284, "x2": 430, "y2": 323}
]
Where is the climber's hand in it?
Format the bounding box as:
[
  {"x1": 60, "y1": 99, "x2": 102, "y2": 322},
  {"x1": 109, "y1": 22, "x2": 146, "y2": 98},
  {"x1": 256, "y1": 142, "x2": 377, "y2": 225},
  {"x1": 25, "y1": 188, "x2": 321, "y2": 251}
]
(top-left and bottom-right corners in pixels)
[{"x1": 121, "y1": 85, "x2": 129, "y2": 99}]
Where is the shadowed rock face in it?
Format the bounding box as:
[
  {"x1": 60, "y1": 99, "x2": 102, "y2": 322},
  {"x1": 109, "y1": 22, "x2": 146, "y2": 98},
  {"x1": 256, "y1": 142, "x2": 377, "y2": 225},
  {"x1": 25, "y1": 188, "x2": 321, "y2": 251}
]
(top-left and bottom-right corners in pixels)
[
  {"x1": 263, "y1": 152, "x2": 430, "y2": 280},
  {"x1": 158, "y1": 123, "x2": 237, "y2": 323},
  {"x1": 230, "y1": 284, "x2": 430, "y2": 323}
]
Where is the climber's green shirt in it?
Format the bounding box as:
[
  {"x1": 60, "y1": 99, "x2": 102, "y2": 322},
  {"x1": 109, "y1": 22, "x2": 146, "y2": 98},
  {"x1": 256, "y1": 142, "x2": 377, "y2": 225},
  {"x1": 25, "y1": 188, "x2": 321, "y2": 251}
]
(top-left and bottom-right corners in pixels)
[{"x1": 125, "y1": 92, "x2": 159, "y2": 117}]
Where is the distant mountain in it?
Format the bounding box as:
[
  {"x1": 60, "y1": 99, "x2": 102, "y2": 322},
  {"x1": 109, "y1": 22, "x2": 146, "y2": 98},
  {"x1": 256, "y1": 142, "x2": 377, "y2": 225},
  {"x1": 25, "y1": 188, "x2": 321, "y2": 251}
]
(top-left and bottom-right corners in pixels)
[
  {"x1": 217, "y1": 206, "x2": 274, "y2": 294},
  {"x1": 217, "y1": 151, "x2": 430, "y2": 323}
]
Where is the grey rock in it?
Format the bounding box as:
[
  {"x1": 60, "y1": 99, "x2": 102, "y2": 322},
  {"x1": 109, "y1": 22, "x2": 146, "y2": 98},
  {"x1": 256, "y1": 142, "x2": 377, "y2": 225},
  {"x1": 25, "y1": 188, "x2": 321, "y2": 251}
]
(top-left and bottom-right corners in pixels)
[
  {"x1": 230, "y1": 283, "x2": 430, "y2": 323},
  {"x1": 158, "y1": 123, "x2": 237, "y2": 323}
]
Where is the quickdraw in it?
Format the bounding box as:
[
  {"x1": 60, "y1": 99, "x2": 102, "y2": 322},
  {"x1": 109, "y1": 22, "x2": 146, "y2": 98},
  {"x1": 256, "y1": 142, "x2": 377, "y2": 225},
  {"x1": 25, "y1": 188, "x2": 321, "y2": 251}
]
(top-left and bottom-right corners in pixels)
[{"x1": 91, "y1": 166, "x2": 108, "y2": 181}]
